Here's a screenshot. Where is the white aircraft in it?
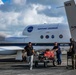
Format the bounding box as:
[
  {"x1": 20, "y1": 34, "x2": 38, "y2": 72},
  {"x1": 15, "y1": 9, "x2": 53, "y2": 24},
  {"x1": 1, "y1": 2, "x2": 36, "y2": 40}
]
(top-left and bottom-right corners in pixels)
[
  {"x1": 0, "y1": 24, "x2": 71, "y2": 60},
  {"x1": 0, "y1": 0, "x2": 75, "y2": 60}
]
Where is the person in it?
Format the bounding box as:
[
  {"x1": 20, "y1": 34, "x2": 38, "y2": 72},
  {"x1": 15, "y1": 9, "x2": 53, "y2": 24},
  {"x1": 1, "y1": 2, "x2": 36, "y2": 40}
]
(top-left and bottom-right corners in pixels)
[
  {"x1": 53, "y1": 42, "x2": 62, "y2": 65},
  {"x1": 24, "y1": 42, "x2": 34, "y2": 70},
  {"x1": 69, "y1": 38, "x2": 76, "y2": 54},
  {"x1": 69, "y1": 38, "x2": 76, "y2": 69}
]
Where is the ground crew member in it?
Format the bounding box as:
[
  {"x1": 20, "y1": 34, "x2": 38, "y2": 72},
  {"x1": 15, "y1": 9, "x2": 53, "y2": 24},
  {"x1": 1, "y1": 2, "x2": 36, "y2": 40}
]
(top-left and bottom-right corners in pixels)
[
  {"x1": 24, "y1": 42, "x2": 34, "y2": 70},
  {"x1": 69, "y1": 38, "x2": 76, "y2": 69},
  {"x1": 53, "y1": 42, "x2": 62, "y2": 65}
]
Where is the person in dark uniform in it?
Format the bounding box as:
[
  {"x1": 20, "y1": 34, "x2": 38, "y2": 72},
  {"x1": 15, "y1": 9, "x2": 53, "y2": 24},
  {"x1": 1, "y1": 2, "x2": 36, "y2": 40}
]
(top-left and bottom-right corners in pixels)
[
  {"x1": 69, "y1": 38, "x2": 76, "y2": 69},
  {"x1": 53, "y1": 42, "x2": 62, "y2": 65},
  {"x1": 24, "y1": 42, "x2": 34, "y2": 70},
  {"x1": 70, "y1": 38, "x2": 75, "y2": 54}
]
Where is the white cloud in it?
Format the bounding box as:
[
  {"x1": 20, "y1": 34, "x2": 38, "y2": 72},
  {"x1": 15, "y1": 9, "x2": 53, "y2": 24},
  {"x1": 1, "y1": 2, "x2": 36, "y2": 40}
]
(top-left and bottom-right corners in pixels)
[
  {"x1": 0, "y1": 3, "x2": 64, "y2": 34},
  {"x1": 0, "y1": 1, "x2": 65, "y2": 35},
  {"x1": 0, "y1": 11, "x2": 20, "y2": 27},
  {"x1": 32, "y1": 4, "x2": 51, "y2": 11},
  {"x1": 23, "y1": 4, "x2": 64, "y2": 25},
  {"x1": 0, "y1": 0, "x2": 4, "y2": 5},
  {"x1": 13, "y1": 0, "x2": 26, "y2": 5},
  {"x1": 10, "y1": 31, "x2": 22, "y2": 37}
]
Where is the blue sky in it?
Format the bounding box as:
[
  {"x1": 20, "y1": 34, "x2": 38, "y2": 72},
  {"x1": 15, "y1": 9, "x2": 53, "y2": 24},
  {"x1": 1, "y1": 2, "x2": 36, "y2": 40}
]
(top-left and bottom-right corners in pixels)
[
  {"x1": 0, "y1": 0, "x2": 75, "y2": 36},
  {"x1": 2, "y1": 0, "x2": 10, "y2": 3}
]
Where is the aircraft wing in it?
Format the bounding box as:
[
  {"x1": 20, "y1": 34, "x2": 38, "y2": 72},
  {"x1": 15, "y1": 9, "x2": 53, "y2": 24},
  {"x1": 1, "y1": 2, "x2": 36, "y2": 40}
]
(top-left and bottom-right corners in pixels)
[
  {"x1": 0, "y1": 46, "x2": 24, "y2": 60},
  {"x1": 0, "y1": 46, "x2": 24, "y2": 51}
]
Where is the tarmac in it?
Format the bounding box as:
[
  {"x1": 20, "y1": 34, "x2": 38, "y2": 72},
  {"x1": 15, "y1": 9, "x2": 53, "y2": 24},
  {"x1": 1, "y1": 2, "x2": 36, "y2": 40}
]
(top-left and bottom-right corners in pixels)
[{"x1": 0, "y1": 55, "x2": 76, "y2": 75}]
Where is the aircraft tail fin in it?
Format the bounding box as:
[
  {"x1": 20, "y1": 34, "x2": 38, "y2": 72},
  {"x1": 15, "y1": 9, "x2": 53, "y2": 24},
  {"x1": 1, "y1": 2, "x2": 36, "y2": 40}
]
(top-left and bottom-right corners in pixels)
[{"x1": 64, "y1": 0, "x2": 76, "y2": 40}]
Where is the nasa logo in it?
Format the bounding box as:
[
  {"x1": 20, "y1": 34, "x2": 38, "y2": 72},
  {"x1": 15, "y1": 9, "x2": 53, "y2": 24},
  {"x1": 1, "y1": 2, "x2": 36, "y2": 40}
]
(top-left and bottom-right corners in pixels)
[{"x1": 27, "y1": 26, "x2": 33, "y2": 32}]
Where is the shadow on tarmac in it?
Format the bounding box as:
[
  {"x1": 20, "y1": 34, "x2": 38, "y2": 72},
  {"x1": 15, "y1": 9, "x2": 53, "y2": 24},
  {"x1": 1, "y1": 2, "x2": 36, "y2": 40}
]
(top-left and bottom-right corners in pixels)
[{"x1": 0, "y1": 57, "x2": 73, "y2": 70}]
